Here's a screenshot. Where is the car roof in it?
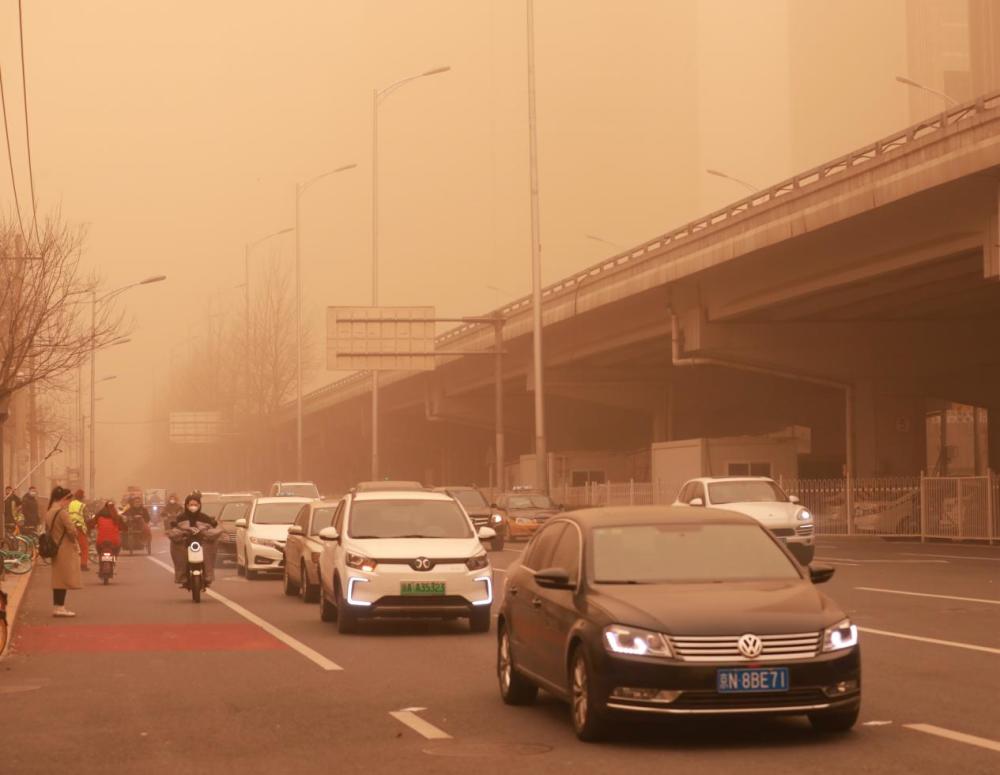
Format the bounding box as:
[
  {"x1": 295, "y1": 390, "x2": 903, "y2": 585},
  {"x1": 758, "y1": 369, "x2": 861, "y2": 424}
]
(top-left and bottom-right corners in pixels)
[
  {"x1": 353, "y1": 490, "x2": 451, "y2": 502},
  {"x1": 557, "y1": 505, "x2": 760, "y2": 529},
  {"x1": 253, "y1": 496, "x2": 313, "y2": 505},
  {"x1": 690, "y1": 477, "x2": 776, "y2": 483},
  {"x1": 355, "y1": 480, "x2": 425, "y2": 492},
  {"x1": 311, "y1": 500, "x2": 340, "y2": 508},
  {"x1": 274, "y1": 481, "x2": 316, "y2": 486},
  {"x1": 434, "y1": 485, "x2": 479, "y2": 492}
]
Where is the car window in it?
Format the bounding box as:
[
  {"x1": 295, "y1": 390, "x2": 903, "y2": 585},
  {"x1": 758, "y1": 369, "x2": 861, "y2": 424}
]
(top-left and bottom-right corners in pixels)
[
  {"x1": 677, "y1": 483, "x2": 692, "y2": 503},
  {"x1": 309, "y1": 507, "x2": 337, "y2": 536},
  {"x1": 523, "y1": 523, "x2": 566, "y2": 571},
  {"x1": 692, "y1": 483, "x2": 706, "y2": 503},
  {"x1": 547, "y1": 523, "x2": 581, "y2": 583},
  {"x1": 591, "y1": 523, "x2": 800, "y2": 583},
  {"x1": 507, "y1": 494, "x2": 554, "y2": 509},
  {"x1": 451, "y1": 490, "x2": 488, "y2": 509},
  {"x1": 251, "y1": 502, "x2": 303, "y2": 525},
  {"x1": 347, "y1": 499, "x2": 473, "y2": 539},
  {"x1": 708, "y1": 481, "x2": 787, "y2": 504},
  {"x1": 219, "y1": 501, "x2": 250, "y2": 522}
]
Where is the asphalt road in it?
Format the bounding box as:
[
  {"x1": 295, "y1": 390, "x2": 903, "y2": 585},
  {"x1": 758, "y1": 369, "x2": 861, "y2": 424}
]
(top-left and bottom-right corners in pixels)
[{"x1": 1, "y1": 535, "x2": 998, "y2": 775}]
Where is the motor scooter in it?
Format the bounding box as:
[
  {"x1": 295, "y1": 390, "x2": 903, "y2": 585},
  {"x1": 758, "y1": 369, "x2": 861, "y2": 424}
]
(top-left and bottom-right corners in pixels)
[
  {"x1": 186, "y1": 531, "x2": 206, "y2": 603},
  {"x1": 97, "y1": 540, "x2": 117, "y2": 585},
  {"x1": 168, "y1": 524, "x2": 219, "y2": 603}
]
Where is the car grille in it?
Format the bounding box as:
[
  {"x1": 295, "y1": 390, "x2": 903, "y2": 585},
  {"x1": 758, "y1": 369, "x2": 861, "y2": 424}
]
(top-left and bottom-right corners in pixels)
[
  {"x1": 771, "y1": 528, "x2": 794, "y2": 537},
  {"x1": 670, "y1": 688, "x2": 829, "y2": 710},
  {"x1": 796, "y1": 524, "x2": 814, "y2": 536},
  {"x1": 667, "y1": 632, "x2": 821, "y2": 662}
]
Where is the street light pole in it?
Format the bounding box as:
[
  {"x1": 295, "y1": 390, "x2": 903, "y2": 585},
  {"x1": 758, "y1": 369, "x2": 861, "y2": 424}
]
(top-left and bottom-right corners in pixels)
[
  {"x1": 705, "y1": 168, "x2": 759, "y2": 193},
  {"x1": 370, "y1": 65, "x2": 450, "y2": 481},
  {"x1": 294, "y1": 164, "x2": 356, "y2": 481},
  {"x1": 895, "y1": 75, "x2": 958, "y2": 107},
  {"x1": 527, "y1": 0, "x2": 548, "y2": 494},
  {"x1": 89, "y1": 275, "x2": 166, "y2": 495}
]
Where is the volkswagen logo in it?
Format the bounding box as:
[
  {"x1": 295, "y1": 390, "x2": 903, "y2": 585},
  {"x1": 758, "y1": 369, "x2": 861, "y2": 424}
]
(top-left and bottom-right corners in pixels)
[
  {"x1": 737, "y1": 633, "x2": 763, "y2": 658},
  {"x1": 411, "y1": 557, "x2": 433, "y2": 572}
]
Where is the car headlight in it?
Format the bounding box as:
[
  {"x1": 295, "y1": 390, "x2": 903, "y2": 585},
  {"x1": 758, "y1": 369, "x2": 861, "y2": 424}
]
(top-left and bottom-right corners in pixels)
[
  {"x1": 249, "y1": 537, "x2": 280, "y2": 548},
  {"x1": 491, "y1": 513, "x2": 503, "y2": 524},
  {"x1": 603, "y1": 625, "x2": 672, "y2": 658},
  {"x1": 466, "y1": 552, "x2": 489, "y2": 571},
  {"x1": 345, "y1": 552, "x2": 377, "y2": 572},
  {"x1": 822, "y1": 618, "x2": 858, "y2": 652},
  {"x1": 797, "y1": 509, "x2": 813, "y2": 521}
]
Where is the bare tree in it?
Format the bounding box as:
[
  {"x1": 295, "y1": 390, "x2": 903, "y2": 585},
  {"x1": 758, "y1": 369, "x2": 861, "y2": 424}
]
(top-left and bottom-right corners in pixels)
[{"x1": 0, "y1": 214, "x2": 126, "y2": 498}]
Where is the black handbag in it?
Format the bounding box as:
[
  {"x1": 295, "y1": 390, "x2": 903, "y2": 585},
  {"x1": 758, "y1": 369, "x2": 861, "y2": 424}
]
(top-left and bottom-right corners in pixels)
[{"x1": 38, "y1": 515, "x2": 66, "y2": 559}]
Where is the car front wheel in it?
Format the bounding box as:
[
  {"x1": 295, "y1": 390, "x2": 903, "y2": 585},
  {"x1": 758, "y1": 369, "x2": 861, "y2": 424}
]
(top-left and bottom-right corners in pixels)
[
  {"x1": 570, "y1": 646, "x2": 609, "y2": 742},
  {"x1": 497, "y1": 625, "x2": 537, "y2": 705}
]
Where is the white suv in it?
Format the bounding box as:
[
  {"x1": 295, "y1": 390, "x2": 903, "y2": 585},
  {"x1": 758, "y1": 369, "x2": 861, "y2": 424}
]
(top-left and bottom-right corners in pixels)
[
  {"x1": 235, "y1": 497, "x2": 314, "y2": 579},
  {"x1": 674, "y1": 477, "x2": 815, "y2": 564},
  {"x1": 316, "y1": 489, "x2": 497, "y2": 634}
]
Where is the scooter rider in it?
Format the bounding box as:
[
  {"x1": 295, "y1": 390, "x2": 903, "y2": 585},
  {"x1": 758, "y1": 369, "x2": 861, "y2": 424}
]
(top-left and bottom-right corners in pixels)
[
  {"x1": 94, "y1": 501, "x2": 125, "y2": 556},
  {"x1": 161, "y1": 493, "x2": 183, "y2": 531},
  {"x1": 167, "y1": 494, "x2": 220, "y2": 586},
  {"x1": 122, "y1": 496, "x2": 152, "y2": 549}
]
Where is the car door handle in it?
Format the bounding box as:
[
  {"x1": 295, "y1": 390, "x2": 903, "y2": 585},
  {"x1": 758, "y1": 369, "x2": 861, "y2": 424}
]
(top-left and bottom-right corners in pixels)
[{"x1": 531, "y1": 597, "x2": 542, "y2": 608}]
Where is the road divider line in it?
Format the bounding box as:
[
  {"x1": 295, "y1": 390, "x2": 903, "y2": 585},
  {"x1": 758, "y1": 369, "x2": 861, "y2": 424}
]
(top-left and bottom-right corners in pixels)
[
  {"x1": 905, "y1": 723, "x2": 1000, "y2": 753},
  {"x1": 390, "y1": 710, "x2": 452, "y2": 740},
  {"x1": 859, "y1": 626, "x2": 1000, "y2": 655},
  {"x1": 901, "y1": 552, "x2": 1000, "y2": 563},
  {"x1": 856, "y1": 587, "x2": 1000, "y2": 606},
  {"x1": 146, "y1": 557, "x2": 342, "y2": 671}
]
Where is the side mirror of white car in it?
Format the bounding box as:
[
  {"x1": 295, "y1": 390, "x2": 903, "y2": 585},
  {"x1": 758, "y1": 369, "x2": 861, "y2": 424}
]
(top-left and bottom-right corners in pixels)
[
  {"x1": 318, "y1": 526, "x2": 340, "y2": 542},
  {"x1": 235, "y1": 518, "x2": 247, "y2": 528},
  {"x1": 288, "y1": 524, "x2": 304, "y2": 536},
  {"x1": 789, "y1": 495, "x2": 800, "y2": 504},
  {"x1": 477, "y1": 526, "x2": 497, "y2": 540},
  {"x1": 689, "y1": 497, "x2": 705, "y2": 507}
]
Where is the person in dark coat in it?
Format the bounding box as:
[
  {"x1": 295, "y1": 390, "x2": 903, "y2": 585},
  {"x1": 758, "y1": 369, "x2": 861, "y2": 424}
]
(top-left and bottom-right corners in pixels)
[
  {"x1": 167, "y1": 493, "x2": 221, "y2": 586},
  {"x1": 20, "y1": 486, "x2": 40, "y2": 530}
]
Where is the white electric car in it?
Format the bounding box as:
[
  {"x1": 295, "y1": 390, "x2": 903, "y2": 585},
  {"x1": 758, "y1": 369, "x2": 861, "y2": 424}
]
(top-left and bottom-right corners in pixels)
[{"x1": 316, "y1": 488, "x2": 497, "y2": 634}]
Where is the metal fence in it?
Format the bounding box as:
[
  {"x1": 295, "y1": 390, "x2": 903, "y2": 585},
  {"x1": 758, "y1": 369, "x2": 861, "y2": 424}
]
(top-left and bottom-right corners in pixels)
[{"x1": 548, "y1": 475, "x2": 998, "y2": 543}]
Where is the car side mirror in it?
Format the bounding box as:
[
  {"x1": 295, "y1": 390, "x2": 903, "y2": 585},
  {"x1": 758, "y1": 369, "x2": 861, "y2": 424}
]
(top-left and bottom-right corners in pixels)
[
  {"x1": 288, "y1": 525, "x2": 304, "y2": 536},
  {"x1": 477, "y1": 526, "x2": 497, "y2": 540},
  {"x1": 235, "y1": 518, "x2": 247, "y2": 529},
  {"x1": 809, "y1": 563, "x2": 835, "y2": 584},
  {"x1": 789, "y1": 495, "x2": 800, "y2": 504},
  {"x1": 689, "y1": 497, "x2": 705, "y2": 507},
  {"x1": 535, "y1": 567, "x2": 574, "y2": 590},
  {"x1": 318, "y1": 526, "x2": 340, "y2": 542}
]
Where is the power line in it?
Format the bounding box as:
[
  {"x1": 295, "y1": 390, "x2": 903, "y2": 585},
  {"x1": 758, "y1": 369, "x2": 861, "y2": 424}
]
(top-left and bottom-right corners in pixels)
[
  {"x1": 18, "y1": 0, "x2": 39, "y2": 243},
  {"x1": 0, "y1": 64, "x2": 29, "y2": 245}
]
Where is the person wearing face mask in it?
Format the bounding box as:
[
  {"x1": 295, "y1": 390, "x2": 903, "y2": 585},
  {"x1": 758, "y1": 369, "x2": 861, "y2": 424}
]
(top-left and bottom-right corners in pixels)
[
  {"x1": 167, "y1": 493, "x2": 221, "y2": 586},
  {"x1": 122, "y1": 495, "x2": 152, "y2": 553},
  {"x1": 20, "y1": 486, "x2": 41, "y2": 532},
  {"x1": 161, "y1": 493, "x2": 183, "y2": 531}
]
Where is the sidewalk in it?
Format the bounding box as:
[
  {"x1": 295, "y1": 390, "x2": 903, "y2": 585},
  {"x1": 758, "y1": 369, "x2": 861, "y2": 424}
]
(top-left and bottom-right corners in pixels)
[{"x1": 1, "y1": 561, "x2": 35, "y2": 658}]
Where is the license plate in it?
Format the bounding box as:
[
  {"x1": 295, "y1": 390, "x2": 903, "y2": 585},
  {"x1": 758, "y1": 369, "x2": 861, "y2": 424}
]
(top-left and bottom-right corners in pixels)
[
  {"x1": 400, "y1": 581, "x2": 445, "y2": 596},
  {"x1": 717, "y1": 667, "x2": 789, "y2": 693}
]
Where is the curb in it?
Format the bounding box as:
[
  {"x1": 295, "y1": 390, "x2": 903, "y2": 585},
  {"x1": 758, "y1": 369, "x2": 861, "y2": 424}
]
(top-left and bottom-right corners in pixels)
[{"x1": 0, "y1": 561, "x2": 35, "y2": 659}]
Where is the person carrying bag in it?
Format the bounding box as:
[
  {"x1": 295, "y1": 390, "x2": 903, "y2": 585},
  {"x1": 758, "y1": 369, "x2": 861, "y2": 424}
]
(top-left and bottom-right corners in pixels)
[{"x1": 44, "y1": 487, "x2": 81, "y2": 617}]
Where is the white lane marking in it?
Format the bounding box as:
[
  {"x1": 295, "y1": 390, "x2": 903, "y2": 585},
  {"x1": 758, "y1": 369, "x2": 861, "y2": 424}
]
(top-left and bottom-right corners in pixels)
[
  {"x1": 863, "y1": 720, "x2": 893, "y2": 727},
  {"x1": 901, "y1": 552, "x2": 1000, "y2": 563},
  {"x1": 819, "y1": 557, "x2": 947, "y2": 564},
  {"x1": 859, "y1": 626, "x2": 1000, "y2": 655},
  {"x1": 146, "y1": 557, "x2": 342, "y2": 671},
  {"x1": 855, "y1": 587, "x2": 1000, "y2": 606},
  {"x1": 905, "y1": 723, "x2": 1000, "y2": 753},
  {"x1": 389, "y1": 710, "x2": 452, "y2": 740}
]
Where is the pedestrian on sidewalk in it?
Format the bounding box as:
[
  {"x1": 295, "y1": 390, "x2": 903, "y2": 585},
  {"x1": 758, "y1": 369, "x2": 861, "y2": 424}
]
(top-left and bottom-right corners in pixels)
[
  {"x1": 4, "y1": 486, "x2": 22, "y2": 530},
  {"x1": 21, "y1": 486, "x2": 40, "y2": 532},
  {"x1": 68, "y1": 489, "x2": 89, "y2": 571},
  {"x1": 45, "y1": 487, "x2": 80, "y2": 618}
]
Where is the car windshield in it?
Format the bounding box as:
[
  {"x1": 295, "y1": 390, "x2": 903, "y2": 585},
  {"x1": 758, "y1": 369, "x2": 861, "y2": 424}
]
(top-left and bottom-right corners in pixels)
[
  {"x1": 507, "y1": 495, "x2": 553, "y2": 509},
  {"x1": 252, "y1": 502, "x2": 303, "y2": 525},
  {"x1": 277, "y1": 483, "x2": 319, "y2": 498},
  {"x1": 219, "y1": 502, "x2": 250, "y2": 522},
  {"x1": 201, "y1": 501, "x2": 224, "y2": 519},
  {"x1": 591, "y1": 523, "x2": 800, "y2": 583},
  {"x1": 309, "y1": 507, "x2": 337, "y2": 536},
  {"x1": 348, "y1": 500, "x2": 473, "y2": 539},
  {"x1": 453, "y1": 490, "x2": 488, "y2": 509},
  {"x1": 708, "y1": 481, "x2": 788, "y2": 505}
]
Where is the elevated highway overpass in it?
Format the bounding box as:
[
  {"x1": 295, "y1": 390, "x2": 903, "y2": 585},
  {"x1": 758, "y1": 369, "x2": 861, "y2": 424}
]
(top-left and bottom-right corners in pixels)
[{"x1": 263, "y1": 90, "x2": 1000, "y2": 495}]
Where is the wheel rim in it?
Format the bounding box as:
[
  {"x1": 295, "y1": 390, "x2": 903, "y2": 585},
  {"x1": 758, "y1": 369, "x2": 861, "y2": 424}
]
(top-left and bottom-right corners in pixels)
[
  {"x1": 499, "y1": 631, "x2": 513, "y2": 693},
  {"x1": 572, "y1": 655, "x2": 588, "y2": 730}
]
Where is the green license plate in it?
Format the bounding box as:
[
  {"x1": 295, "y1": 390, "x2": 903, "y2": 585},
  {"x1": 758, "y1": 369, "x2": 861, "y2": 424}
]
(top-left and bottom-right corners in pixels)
[{"x1": 400, "y1": 581, "x2": 446, "y2": 596}]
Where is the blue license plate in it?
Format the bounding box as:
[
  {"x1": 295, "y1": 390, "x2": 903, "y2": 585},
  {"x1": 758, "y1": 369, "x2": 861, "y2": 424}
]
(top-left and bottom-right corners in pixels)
[{"x1": 717, "y1": 667, "x2": 789, "y2": 693}]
